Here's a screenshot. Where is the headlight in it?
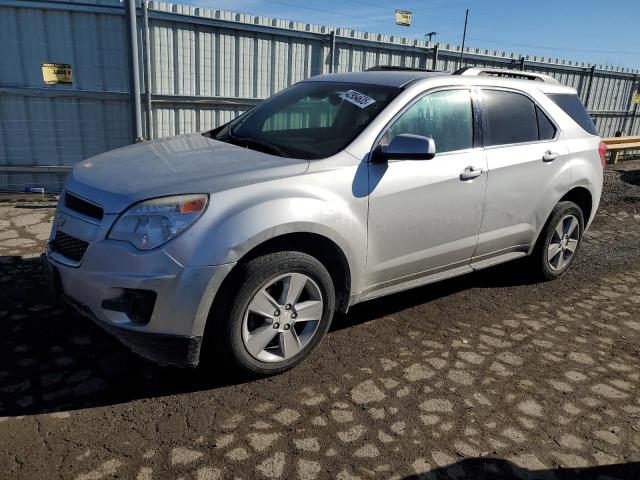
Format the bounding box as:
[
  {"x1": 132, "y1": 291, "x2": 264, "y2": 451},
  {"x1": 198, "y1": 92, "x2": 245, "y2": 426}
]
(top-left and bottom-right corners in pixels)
[{"x1": 108, "y1": 194, "x2": 208, "y2": 250}]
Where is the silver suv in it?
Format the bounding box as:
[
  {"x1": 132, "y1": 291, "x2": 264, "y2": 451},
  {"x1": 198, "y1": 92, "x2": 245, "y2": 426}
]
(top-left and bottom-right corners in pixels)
[{"x1": 44, "y1": 67, "x2": 605, "y2": 375}]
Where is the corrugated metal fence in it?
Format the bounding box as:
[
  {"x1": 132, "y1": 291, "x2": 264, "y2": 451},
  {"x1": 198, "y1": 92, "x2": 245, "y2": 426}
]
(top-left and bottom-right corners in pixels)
[{"x1": 1, "y1": 0, "x2": 639, "y2": 191}]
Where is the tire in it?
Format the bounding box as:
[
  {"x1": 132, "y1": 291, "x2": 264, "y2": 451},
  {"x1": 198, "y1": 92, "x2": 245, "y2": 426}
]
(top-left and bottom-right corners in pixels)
[
  {"x1": 209, "y1": 251, "x2": 335, "y2": 376},
  {"x1": 530, "y1": 201, "x2": 585, "y2": 280}
]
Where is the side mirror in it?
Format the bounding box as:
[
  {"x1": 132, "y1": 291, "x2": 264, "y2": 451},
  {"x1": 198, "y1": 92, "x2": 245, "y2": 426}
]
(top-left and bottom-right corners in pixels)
[{"x1": 372, "y1": 134, "x2": 436, "y2": 163}]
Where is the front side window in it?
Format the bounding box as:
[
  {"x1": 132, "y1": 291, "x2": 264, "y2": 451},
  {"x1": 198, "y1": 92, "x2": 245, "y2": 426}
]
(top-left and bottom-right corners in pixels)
[
  {"x1": 211, "y1": 82, "x2": 400, "y2": 159},
  {"x1": 383, "y1": 89, "x2": 474, "y2": 154},
  {"x1": 483, "y1": 90, "x2": 539, "y2": 146}
]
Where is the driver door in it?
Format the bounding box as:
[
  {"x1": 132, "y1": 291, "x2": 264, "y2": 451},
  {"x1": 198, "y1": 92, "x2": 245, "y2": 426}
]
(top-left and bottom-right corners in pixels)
[{"x1": 364, "y1": 88, "x2": 487, "y2": 294}]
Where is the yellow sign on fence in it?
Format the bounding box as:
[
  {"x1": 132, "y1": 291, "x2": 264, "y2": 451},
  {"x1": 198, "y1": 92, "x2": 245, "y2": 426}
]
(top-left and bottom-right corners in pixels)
[
  {"x1": 42, "y1": 63, "x2": 73, "y2": 85},
  {"x1": 632, "y1": 91, "x2": 640, "y2": 106},
  {"x1": 395, "y1": 10, "x2": 412, "y2": 27}
]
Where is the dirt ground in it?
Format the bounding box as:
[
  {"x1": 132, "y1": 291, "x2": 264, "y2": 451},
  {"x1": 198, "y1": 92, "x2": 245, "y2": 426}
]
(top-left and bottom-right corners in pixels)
[{"x1": 1, "y1": 165, "x2": 640, "y2": 480}]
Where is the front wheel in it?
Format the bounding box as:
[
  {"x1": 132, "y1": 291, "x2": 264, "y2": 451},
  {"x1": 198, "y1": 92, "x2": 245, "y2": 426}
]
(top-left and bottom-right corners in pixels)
[
  {"x1": 214, "y1": 251, "x2": 335, "y2": 376},
  {"x1": 530, "y1": 201, "x2": 585, "y2": 280}
]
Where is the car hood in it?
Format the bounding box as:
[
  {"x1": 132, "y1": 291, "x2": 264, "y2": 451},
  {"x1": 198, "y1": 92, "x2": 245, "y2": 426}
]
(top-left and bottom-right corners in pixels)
[{"x1": 65, "y1": 134, "x2": 309, "y2": 213}]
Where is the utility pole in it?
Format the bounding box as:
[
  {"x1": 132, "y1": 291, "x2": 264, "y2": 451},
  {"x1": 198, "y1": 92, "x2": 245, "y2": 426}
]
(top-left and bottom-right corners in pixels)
[
  {"x1": 459, "y1": 8, "x2": 469, "y2": 64},
  {"x1": 425, "y1": 31, "x2": 437, "y2": 43}
]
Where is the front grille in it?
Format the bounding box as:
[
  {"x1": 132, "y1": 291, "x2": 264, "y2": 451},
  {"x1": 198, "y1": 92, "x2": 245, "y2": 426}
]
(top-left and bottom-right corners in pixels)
[
  {"x1": 51, "y1": 230, "x2": 89, "y2": 262},
  {"x1": 65, "y1": 192, "x2": 104, "y2": 221}
]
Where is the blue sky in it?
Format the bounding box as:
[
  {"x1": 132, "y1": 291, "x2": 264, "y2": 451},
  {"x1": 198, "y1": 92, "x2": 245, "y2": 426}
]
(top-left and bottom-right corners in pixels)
[{"x1": 189, "y1": 0, "x2": 640, "y2": 70}]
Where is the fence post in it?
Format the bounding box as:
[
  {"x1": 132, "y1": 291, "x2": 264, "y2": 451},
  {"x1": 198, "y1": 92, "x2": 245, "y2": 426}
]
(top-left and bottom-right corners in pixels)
[
  {"x1": 628, "y1": 75, "x2": 639, "y2": 136},
  {"x1": 126, "y1": 0, "x2": 144, "y2": 143},
  {"x1": 432, "y1": 44, "x2": 439, "y2": 71},
  {"x1": 519, "y1": 57, "x2": 526, "y2": 71},
  {"x1": 329, "y1": 30, "x2": 336, "y2": 73},
  {"x1": 583, "y1": 65, "x2": 596, "y2": 109},
  {"x1": 142, "y1": 0, "x2": 153, "y2": 140}
]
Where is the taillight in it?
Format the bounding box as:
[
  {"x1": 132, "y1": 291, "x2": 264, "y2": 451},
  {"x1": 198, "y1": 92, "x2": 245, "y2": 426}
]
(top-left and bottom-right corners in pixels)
[{"x1": 598, "y1": 141, "x2": 607, "y2": 169}]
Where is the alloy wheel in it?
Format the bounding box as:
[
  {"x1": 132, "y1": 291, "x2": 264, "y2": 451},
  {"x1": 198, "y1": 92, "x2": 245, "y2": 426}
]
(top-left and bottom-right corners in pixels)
[
  {"x1": 547, "y1": 214, "x2": 580, "y2": 271},
  {"x1": 241, "y1": 272, "x2": 324, "y2": 362}
]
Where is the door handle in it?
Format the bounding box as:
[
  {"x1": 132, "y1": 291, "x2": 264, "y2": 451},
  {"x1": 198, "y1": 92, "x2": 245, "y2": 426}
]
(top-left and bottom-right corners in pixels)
[
  {"x1": 543, "y1": 150, "x2": 559, "y2": 162},
  {"x1": 460, "y1": 166, "x2": 483, "y2": 180}
]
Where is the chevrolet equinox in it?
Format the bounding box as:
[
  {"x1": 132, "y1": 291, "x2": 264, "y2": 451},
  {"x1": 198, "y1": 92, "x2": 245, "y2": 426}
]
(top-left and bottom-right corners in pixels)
[{"x1": 44, "y1": 67, "x2": 606, "y2": 375}]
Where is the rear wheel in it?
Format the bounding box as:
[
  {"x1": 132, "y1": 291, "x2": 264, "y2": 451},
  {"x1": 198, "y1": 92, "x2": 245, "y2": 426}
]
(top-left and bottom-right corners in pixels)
[
  {"x1": 530, "y1": 201, "x2": 584, "y2": 280},
  {"x1": 212, "y1": 251, "x2": 335, "y2": 376}
]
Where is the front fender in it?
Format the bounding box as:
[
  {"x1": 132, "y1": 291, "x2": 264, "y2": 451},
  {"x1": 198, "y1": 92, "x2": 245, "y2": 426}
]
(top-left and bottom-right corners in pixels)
[
  {"x1": 165, "y1": 173, "x2": 368, "y2": 337},
  {"x1": 195, "y1": 192, "x2": 365, "y2": 270}
]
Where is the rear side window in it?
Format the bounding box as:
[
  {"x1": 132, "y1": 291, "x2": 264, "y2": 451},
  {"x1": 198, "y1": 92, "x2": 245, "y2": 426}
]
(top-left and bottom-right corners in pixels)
[
  {"x1": 547, "y1": 94, "x2": 597, "y2": 135},
  {"x1": 483, "y1": 90, "x2": 539, "y2": 146},
  {"x1": 536, "y1": 106, "x2": 556, "y2": 140}
]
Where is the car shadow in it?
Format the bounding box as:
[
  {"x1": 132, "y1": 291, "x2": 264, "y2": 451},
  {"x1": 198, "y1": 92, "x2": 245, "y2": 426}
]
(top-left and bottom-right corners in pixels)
[
  {"x1": 402, "y1": 457, "x2": 640, "y2": 479},
  {"x1": 0, "y1": 255, "x2": 248, "y2": 417},
  {"x1": 620, "y1": 169, "x2": 640, "y2": 187},
  {"x1": 332, "y1": 257, "x2": 541, "y2": 332},
  {"x1": 0, "y1": 254, "x2": 541, "y2": 417}
]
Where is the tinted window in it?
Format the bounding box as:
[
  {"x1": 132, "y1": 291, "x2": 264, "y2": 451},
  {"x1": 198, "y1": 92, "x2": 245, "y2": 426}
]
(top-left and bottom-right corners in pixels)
[
  {"x1": 483, "y1": 90, "x2": 538, "y2": 146},
  {"x1": 212, "y1": 82, "x2": 400, "y2": 159},
  {"x1": 548, "y1": 93, "x2": 597, "y2": 135},
  {"x1": 536, "y1": 106, "x2": 556, "y2": 140},
  {"x1": 385, "y1": 90, "x2": 473, "y2": 153}
]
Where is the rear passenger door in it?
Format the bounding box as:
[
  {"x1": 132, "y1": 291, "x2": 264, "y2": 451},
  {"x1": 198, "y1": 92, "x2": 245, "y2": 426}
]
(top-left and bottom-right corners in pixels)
[{"x1": 473, "y1": 88, "x2": 570, "y2": 265}]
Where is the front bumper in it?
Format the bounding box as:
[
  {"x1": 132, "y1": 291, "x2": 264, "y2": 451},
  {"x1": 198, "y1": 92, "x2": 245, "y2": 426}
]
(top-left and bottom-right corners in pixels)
[
  {"x1": 43, "y1": 237, "x2": 233, "y2": 367},
  {"x1": 64, "y1": 291, "x2": 202, "y2": 367}
]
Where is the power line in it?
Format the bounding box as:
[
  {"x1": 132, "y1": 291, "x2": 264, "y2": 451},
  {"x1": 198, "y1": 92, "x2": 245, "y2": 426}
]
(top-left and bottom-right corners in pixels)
[
  {"x1": 256, "y1": 0, "x2": 362, "y2": 19},
  {"x1": 435, "y1": 33, "x2": 640, "y2": 55},
  {"x1": 218, "y1": 0, "x2": 640, "y2": 58},
  {"x1": 341, "y1": 0, "x2": 389, "y2": 7}
]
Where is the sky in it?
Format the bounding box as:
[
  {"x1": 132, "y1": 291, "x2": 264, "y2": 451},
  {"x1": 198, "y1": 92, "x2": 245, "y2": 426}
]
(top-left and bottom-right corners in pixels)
[{"x1": 187, "y1": 0, "x2": 640, "y2": 70}]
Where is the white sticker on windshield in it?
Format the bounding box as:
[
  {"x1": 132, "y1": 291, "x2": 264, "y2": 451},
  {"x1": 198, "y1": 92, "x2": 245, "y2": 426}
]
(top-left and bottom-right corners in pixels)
[{"x1": 339, "y1": 90, "x2": 376, "y2": 108}]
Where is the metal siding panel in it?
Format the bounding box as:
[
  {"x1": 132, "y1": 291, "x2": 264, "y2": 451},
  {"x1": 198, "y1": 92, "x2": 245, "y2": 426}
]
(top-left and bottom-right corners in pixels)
[
  {"x1": 198, "y1": 29, "x2": 210, "y2": 97},
  {"x1": 176, "y1": 24, "x2": 196, "y2": 96},
  {"x1": 17, "y1": 8, "x2": 48, "y2": 88},
  {"x1": 2, "y1": 0, "x2": 639, "y2": 191},
  {"x1": 256, "y1": 35, "x2": 271, "y2": 98},
  {"x1": 238, "y1": 33, "x2": 254, "y2": 98},
  {"x1": 152, "y1": 21, "x2": 174, "y2": 94},
  {"x1": 0, "y1": 7, "x2": 22, "y2": 86},
  {"x1": 273, "y1": 39, "x2": 288, "y2": 91},
  {"x1": 224, "y1": 31, "x2": 237, "y2": 97}
]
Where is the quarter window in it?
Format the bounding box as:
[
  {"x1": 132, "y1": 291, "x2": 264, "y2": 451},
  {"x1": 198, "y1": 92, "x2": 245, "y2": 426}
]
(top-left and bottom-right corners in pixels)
[
  {"x1": 536, "y1": 106, "x2": 556, "y2": 140},
  {"x1": 483, "y1": 90, "x2": 539, "y2": 146},
  {"x1": 384, "y1": 89, "x2": 474, "y2": 154},
  {"x1": 547, "y1": 93, "x2": 597, "y2": 135}
]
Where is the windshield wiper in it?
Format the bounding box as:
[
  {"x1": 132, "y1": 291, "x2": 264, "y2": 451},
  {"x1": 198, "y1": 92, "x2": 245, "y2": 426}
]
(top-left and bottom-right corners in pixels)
[{"x1": 232, "y1": 136, "x2": 289, "y2": 158}]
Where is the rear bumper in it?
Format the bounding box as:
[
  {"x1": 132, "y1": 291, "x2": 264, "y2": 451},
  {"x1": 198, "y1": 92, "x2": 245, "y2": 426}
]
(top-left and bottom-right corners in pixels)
[{"x1": 64, "y1": 293, "x2": 201, "y2": 367}]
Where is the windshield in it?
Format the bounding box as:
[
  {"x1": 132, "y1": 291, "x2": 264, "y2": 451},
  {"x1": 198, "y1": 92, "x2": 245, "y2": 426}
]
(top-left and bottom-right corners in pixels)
[{"x1": 210, "y1": 81, "x2": 401, "y2": 159}]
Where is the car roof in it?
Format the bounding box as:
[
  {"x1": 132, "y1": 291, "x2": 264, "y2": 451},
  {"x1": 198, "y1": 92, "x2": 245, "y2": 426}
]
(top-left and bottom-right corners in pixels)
[
  {"x1": 304, "y1": 71, "x2": 449, "y2": 88},
  {"x1": 303, "y1": 70, "x2": 576, "y2": 94}
]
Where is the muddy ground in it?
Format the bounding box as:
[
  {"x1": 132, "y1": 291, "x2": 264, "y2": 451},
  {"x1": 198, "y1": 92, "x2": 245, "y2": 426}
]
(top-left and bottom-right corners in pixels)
[{"x1": 1, "y1": 165, "x2": 640, "y2": 479}]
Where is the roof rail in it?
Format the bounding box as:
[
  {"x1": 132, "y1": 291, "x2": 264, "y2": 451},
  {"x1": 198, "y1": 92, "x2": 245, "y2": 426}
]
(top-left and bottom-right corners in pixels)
[
  {"x1": 452, "y1": 66, "x2": 560, "y2": 84},
  {"x1": 366, "y1": 65, "x2": 441, "y2": 72}
]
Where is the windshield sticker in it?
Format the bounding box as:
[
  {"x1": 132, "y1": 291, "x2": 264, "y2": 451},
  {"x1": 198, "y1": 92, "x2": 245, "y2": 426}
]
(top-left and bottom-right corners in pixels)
[{"x1": 340, "y1": 90, "x2": 376, "y2": 108}]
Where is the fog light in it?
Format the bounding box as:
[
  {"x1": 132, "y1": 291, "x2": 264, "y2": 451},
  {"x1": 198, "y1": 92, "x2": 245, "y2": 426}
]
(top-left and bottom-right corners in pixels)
[{"x1": 102, "y1": 289, "x2": 157, "y2": 324}]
